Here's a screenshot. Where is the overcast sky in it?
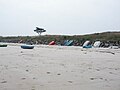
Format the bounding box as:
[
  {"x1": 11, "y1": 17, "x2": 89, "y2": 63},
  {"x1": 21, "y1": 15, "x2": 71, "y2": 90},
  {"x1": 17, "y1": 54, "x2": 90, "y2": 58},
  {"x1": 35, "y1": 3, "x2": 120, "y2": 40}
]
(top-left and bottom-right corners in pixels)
[{"x1": 0, "y1": 0, "x2": 120, "y2": 36}]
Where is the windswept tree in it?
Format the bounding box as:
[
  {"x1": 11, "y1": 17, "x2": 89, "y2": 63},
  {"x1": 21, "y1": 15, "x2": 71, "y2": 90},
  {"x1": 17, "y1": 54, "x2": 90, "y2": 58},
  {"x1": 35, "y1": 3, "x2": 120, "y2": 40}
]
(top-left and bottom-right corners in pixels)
[{"x1": 34, "y1": 27, "x2": 46, "y2": 35}]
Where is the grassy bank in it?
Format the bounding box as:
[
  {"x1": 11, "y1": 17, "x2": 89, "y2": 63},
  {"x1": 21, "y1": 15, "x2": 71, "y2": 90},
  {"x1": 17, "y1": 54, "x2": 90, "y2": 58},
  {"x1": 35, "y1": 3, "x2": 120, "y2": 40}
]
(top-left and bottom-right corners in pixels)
[{"x1": 0, "y1": 31, "x2": 120, "y2": 46}]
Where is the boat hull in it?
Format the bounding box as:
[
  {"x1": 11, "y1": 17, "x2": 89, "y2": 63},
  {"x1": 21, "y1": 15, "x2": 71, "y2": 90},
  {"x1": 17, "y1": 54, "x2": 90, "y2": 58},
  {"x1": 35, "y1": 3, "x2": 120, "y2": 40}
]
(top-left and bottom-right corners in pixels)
[
  {"x1": 21, "y1": 45, "x2": 34, "y2": 49},
  {"x1": 83, "y1": 45, "x2": 92, "y2": 48},
  {"x1": 0, "y1": 44, "x2": 7, "y2": 47}
]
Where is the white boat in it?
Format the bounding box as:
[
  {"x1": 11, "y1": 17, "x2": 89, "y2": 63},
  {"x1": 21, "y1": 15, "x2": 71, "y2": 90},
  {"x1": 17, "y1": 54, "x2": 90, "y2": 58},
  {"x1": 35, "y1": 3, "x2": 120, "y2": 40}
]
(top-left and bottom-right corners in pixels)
[{"x1": 93, "y1": 41, "x2": 101, "y2": 48}]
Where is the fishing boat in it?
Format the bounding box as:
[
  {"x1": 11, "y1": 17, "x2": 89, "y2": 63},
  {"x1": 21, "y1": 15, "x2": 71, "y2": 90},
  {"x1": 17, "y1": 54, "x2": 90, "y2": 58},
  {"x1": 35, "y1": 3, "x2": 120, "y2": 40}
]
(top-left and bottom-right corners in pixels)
[
  {"x1": 0, "y1": 44, "x2": 7, "y2": 47},
  {"x1": 21, "y1": 45, "x2": 34, "y2": 49}
]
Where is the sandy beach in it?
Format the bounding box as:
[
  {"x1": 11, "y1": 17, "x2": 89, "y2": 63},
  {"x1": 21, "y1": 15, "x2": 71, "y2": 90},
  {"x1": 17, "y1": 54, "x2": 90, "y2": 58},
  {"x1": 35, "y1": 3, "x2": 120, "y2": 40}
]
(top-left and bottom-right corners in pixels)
[{"x1": 0, "y1": 44, "x2": 120, "y2": 90}]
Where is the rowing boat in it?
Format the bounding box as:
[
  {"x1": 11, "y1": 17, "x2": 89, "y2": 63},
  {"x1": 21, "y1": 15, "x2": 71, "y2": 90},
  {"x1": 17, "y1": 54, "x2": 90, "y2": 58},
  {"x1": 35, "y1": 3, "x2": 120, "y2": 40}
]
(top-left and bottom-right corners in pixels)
[{"x1": 21, "y1": 45, "x2": 34, "y2": 49}]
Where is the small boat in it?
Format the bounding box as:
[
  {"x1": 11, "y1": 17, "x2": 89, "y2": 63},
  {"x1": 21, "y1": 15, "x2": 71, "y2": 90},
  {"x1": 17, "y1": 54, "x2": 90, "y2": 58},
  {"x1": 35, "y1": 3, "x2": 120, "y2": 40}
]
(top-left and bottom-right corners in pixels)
[
  {"x1": 0, "y1": 44, "x2": 7, "y2": 47},
  {"x1": 109, "y1": 46, "x2": 119, "y2": 49},
  {"x1": 21, "y1": 45, "x2": 34, "y2": 49},
  {"x1": 83, "y1": 41, "x2": 92, "y2": 48},
  {"x1": 83, "y1": 45, "x2": 92, "y2": 48},
  {"x1": 49, "y1": 41, "x2": 55, "y2": 45},
  {"x1": 93, "y1": 41, "x2": 101, "y2": 48},
  {"x1": 83, "y1": 41, "x2": 91, "y2": 47},
  {"x1": 63, "y1": 40, "x2": 74, "y2": 46}
]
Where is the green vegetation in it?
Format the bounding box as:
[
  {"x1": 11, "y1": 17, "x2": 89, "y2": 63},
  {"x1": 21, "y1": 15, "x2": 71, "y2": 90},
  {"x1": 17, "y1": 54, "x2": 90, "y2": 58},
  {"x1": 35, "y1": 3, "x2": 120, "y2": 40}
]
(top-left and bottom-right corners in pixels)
[{"x1": 0, "y1": 31, "x2": 120, "y2": 46}]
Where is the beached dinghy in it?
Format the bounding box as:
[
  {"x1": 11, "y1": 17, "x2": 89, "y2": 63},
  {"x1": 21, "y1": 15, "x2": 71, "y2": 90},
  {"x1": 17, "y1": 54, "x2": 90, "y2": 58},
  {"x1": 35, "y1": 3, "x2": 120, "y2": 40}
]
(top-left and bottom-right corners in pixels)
[
  {"x1": 49, "y1": 41, "x2": 55, "y2": 45},
  {"x1": 21, "y1": 45, "x2": 34, "y2": 49},
  {"x1": 64, "y1": 40, "x2": 74, "y2": 46},
  {"x1": 83, "y1": 41, "x2": 92, "y2": 48},
  {"x1": 93, "y1": 41, "x2": 101, "y2": 48},
  {"x1": 0, "y1": 44, "x2": 7, "y2": 47}
]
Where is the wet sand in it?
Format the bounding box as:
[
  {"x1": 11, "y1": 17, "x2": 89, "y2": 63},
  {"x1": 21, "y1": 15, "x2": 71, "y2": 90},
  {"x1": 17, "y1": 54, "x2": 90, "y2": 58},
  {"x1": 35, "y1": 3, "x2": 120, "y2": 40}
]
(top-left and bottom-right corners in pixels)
[{"x1": 0, "y1": 44, "x2": 120, "y2": 90}]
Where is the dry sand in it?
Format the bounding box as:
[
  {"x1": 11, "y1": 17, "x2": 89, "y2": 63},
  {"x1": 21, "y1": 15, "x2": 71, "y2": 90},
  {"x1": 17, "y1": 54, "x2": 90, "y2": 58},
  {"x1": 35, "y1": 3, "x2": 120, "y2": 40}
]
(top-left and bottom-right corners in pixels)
[{"x1": 0, "y1": 44, "x2": 120, "y2": 90}]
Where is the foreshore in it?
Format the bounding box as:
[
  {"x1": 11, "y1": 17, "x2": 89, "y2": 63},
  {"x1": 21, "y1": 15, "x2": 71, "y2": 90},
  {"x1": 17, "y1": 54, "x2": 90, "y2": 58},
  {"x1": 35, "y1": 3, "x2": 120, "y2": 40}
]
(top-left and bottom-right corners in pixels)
[{"x1": 0, "y1": 44, "x2": 120, "y2": 90}]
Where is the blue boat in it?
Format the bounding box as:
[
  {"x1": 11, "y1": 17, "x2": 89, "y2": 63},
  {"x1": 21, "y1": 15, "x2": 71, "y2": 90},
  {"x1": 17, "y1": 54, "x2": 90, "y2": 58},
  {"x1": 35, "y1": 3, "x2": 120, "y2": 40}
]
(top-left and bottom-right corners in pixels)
[
  {"x1": 83, "y1": 45, "x2": 92, "y2": 48},
  {"x1": 66, "y1": 40, "x2": 74, "y2": 46},
  {"x1": 21, "y1": 45, "x2": 34, "y2": 49},
  {"x1": 64, "y1": 40, "x2": 74, "y2": 46},
  {"x1": 82, "y1": 41, "x2": 92, "y2": 48}
]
